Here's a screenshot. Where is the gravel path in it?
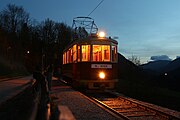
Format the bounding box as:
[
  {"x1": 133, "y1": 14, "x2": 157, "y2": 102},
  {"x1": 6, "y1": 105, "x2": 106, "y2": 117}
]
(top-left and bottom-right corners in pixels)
[{"x1": 50, "y1": 80, "x2": 122, "y2": 120}]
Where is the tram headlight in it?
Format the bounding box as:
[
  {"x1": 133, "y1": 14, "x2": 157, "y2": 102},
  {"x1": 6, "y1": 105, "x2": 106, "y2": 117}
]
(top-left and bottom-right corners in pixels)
[
  {"x1": 98, "y1": 31, "x2": 106, "y2": 38},
  {"x1": 99, "y1": 72, "x2": 105, "y2": 79}
]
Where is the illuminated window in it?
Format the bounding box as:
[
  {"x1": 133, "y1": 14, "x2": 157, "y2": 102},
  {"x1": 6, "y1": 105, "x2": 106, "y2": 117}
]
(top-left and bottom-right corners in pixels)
[
  {"x1": 81, "y1": 45, "x2": 90, "y2": 61},
  {"x1": 77, "y1": 46, "x2": 81, "y2": 62},
  {"x1": 73, "y1": 45, "x2": 77, "y2": 62},
  {"x1": 92, "y1": 45, "x2": 110, "y2": 62},
  {"x1": 103, "y1": 45, "x2": 110, "y2": 61},
  {"x1": 63, "y1": 53, "x2": 65, "y2": 64},
  {"x1": 112, "y1": 45, "x2": 117, "y2": 62},
  {"x1": 63, "y1": 54, "x2": 64, "y2": 64},
  {"x1": 66, "y1": 48, "x2": 72, "y2": 64},
  {"x1": 65, "y1": 52, "x2": 67, "y2": 64},
  {"x1": 66, "y1": 51, "x2": 69, "y2": 63},
  {"x1": 93, "y1": 45, "x2": 102, "y2": 61},
  {"x1": 69, "y1": 48, "x2": 73, "y2": 63}
]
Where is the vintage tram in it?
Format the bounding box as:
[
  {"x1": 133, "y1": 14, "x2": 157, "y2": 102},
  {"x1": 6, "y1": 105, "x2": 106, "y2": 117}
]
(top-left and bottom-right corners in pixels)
[{"x1": 62, "y1": 17, "x2": 118, "y2": 90}]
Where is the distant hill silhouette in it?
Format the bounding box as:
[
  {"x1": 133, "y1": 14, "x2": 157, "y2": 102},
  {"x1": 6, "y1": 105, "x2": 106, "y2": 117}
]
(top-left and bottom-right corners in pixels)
[
  {"x1": 118, "y1": 53, "x2": 139, "y2": 79},
  {"x1": 117, "y1": 53, "x2": 153, "y2": 82},
  {"x1": 168, "y1": 67, "x2": 180, "y2": 81},
  {"x1": 117, "y1": 54, "x2": 180, "y2": 111},
  {"x1": 162, "y1": 57, "x2": 180, "y2": 73},
  {"x1": 141, "y1": 58, "x2": 180, "y2": 73},
  {"x1": 118, "y1": 53, "x2": 180, "y2": 91},
  {"x1": 140, "y1": 58, "x2": 180, "y2": 91},
  {"x1": 141, "y1": 60, "x2": 170, "y2": 72},
  {"x1": 159, "y1": 58, "x2": 180, "y2": 91}
]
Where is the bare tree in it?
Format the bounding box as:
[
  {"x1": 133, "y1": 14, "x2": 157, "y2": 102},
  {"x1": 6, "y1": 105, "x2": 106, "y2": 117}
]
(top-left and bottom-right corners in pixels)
[
  {"x1": 128, "y1": 55, "x2": 141, "y2": 66},
  {"x1": 0, "y1": 4, "x2": 29, "y2": 33},
  {"x1": 0, "y1": 4, "x2": 73, "y2": 71},
  {"x1": 0, "y1": 4, "x2": 30, "y2": 62}
]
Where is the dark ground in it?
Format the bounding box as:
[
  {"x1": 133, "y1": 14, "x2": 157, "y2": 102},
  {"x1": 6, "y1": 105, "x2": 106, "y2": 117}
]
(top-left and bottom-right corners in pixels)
[
  {"x1": 116, "y1": 79, "x2": 180, "y2": 112},
  {"x1": 0, "y1": 86, "x2": 35, "y2": 120}
]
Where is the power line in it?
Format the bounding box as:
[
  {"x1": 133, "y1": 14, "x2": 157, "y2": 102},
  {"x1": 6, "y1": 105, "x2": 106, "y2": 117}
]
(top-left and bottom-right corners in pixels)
[{"x1": 87, "y1": 0, "x2": 105, "y2": 16}]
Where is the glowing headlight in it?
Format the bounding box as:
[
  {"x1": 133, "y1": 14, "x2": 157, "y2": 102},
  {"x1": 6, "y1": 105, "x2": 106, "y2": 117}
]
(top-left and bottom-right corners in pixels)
[
  {"x1": 98, "y1": 31, "x2": 106, "y2": 37},
  {"x1": 99, "y1": 72, "x2": 105, "y2": 79}
]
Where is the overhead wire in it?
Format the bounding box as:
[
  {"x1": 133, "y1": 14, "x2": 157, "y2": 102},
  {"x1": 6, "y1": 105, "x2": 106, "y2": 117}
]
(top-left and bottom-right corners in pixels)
[
  {"x1": 87, "y1": 0, "x2": 105, "y2": 16},
  {"x1": 79, "y1": 0, "x2": 104, "y2": 34}
]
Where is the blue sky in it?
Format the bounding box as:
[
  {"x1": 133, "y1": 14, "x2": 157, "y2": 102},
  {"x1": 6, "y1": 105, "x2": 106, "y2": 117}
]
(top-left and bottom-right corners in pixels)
[{"x1": 1, "y1": 0, "x2": 180, "y2": 63}]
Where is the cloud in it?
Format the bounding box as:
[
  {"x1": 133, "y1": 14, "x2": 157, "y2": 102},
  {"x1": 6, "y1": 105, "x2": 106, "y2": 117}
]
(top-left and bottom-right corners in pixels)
[{"x1": 150, "y1": 55, "x2": 172, "y2": 61}]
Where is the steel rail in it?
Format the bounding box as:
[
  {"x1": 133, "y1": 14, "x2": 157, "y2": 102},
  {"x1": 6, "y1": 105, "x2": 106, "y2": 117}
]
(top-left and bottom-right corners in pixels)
[{"x1": 88, "y1": 91, "x2": 180, "y2": 120}]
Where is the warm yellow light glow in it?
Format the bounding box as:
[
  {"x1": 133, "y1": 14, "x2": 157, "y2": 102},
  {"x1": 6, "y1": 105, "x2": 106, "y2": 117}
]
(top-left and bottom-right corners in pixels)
[
  {"x1": 99, "y1": 72, "x2": 105, "y2": 79},
  {"x1": 98, "y1": 31, "x2": 106, "y2": 37}
]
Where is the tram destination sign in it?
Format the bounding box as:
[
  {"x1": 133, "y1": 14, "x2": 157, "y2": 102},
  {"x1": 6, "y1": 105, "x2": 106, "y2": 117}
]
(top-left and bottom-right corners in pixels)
[{"x1": 91, "y1": 64, "x2": 112, "y2": 69}]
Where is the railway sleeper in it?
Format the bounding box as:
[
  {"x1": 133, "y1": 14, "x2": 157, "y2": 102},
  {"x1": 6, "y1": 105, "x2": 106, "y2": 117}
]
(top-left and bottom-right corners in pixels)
[
  {"x1": 116, "y1": 107, "x2": 144, "y2": 113},
  {"x1": 110, "y1": 105, "x2": 137, "y2": 109},
  {"x1": 101, "y1": 98, "x2": 124, "y2": 102},
  {"x1": 131, "y1": 116, "x2": 160, "y2": 120},
  {"x1": 124, "y1": 111, "x2": 156, "y2": 117},
  {"x1": 102, "y1": 100, "x2": 134, "y2": 106},
  {"x1": 102, "y1": 102, "x2": 125, "y2": 106},
  {"x1": 155, "y1": 112, "x2": 174, "y2": 120}
]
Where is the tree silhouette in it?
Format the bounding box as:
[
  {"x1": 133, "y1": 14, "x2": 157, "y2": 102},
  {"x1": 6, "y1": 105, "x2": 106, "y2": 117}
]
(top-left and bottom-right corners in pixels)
[
  {"x1": 0, "y1": 4, "x2": 29, "y2": 33},
  {"x1": 0, "y1": 4, "x2": 73, "y2": 72},
  {"x1": 0, "y1": 4, "x2": 30, "y2": 62},
  {"x1": 128, "y1": 55, "x2": 141, "y2": 66}
]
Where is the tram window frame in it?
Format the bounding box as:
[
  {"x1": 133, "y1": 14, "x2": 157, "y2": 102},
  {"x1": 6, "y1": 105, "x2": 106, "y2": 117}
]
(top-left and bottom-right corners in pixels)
[
  {"x1": 64, "y1": 52, "x2": 67, "y2": 64},
  {"x1": 66, "y1": 48, "x2": 72, "y2": 64},
  {"x1": 69, "y1": 48, "x2": 73, "y2": 63},
  {"x1": 92, "y1": 45, "x2": 110, "y2": 62},
  {"x1": 112, "y1": 45, "x2": 117, "y2": 62},
  {"x1": 73, "y1": 44, "x2": 77, "y2": 62},
  {"x1": 63, "y1": 53, "x2": 65, "y2": 64},
  {"x1": 77, "y1": 45, "x2": 81, "y2": 62},
  {"x1": 66, "y1": 51, "x2": 69, "y2": 64},
  {"x1": 103, "y1": 45, "x2": 110, "y2": 61},
  {"x1": 81, "y1": 45, "x2": 90, "y2": 62},
  {"x1": 92, "y1": 45, "x2": 102, "y2": 62},
  {"x1": 63, "y1": 54, "x2": 64, "y2": 64}
]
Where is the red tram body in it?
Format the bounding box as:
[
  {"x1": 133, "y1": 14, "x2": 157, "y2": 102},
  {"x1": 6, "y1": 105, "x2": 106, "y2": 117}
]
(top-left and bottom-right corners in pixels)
[{"x1": 62, "y1": 34, "x2": 118, "y2": 90}]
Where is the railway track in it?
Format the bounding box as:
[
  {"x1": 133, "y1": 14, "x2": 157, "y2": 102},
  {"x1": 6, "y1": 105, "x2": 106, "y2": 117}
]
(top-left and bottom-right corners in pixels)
[{"x1": 87, "y1": 92, "x2": 180, "y2": 120}]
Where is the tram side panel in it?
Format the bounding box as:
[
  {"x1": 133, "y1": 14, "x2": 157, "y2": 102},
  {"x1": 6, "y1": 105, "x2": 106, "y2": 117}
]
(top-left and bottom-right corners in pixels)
[{"x1": 62, "y1": 63, "x2": 73, "y2": 84}]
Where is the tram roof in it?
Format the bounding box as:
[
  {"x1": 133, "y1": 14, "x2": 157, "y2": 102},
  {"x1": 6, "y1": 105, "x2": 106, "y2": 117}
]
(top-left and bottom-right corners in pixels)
[{"x1": 63, "y1": 35, "x2": 118, "y2": 52}]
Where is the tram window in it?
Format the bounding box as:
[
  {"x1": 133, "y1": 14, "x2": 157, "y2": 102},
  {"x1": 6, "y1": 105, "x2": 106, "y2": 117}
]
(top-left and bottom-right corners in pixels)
[
  {"x1": 93, "y1": 45, "x2": 102, "y2": 61},
  {"x1": 77, "y1": 45, "x2": 80, "y2": 62},
  {"x1": 66, "y1": 51, "x2": 69, "y2": 63},
  {"x1": 69, "y1": 48, "x2": 73, "y2": 63},
  {"x1": 112, "y1": 45, "x2": 117, "y2": 62},
  {"x1": 66, "y1": 48, "x2": 73, "y2": 63},
  {"x1": 63, "y1": 54, "x2": 64, "y2": 64},
  {"x1": 63, "y1": 53, "x2": 65, "y2": 64},
  {"x1": 103, "y1": 45, "x2": 110, "y2": 61},
  {"x1": 64, "y1": 52, "x2": 66, "y2": 64},
  {"x1": 81, "y1": 45, "x2": 90, "y2": 61},
  {"x1": 73, "y1": 45, "x2": 77, "y2": 62},
  {"x1": 92, "y1": 45, "x2": 110, "y2": 62}
]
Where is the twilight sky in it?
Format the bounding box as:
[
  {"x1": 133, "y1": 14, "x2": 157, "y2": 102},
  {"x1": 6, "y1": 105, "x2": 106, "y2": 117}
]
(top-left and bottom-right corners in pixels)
[{"x1": 1, "y1": 0, "x2": 180, "y2": 63}]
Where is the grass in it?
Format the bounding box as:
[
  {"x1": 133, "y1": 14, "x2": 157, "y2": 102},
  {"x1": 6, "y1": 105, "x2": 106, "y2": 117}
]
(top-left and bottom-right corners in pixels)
[{"x1": 116, "y1": 79, "x2": 180, "y2": 111}]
